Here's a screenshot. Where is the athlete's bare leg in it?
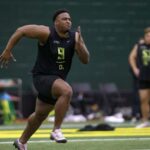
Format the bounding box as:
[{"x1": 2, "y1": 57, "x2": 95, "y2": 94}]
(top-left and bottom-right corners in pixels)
[
  {"x1": 19, "y1": 99, "x2": 54, "y2": 144},
  {"x1": 51, "y1": 79, "x2": 73, "y2": 130},
  {"x1": 139, "y1": 89, "x2": 150, "y2": 122}
]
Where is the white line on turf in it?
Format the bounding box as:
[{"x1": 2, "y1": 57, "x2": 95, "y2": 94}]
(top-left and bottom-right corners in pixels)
[
  {"x1": 0, "y1": 137, "x2": 150, "y2": 144},
  {"x1": 133, "y1": 149, "x2": 150, "y2": 150}
]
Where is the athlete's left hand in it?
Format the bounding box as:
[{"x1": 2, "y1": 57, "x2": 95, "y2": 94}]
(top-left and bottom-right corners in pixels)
[
  {"x1": 77, "y1": 26, "x2": 84, "y2": 43},
  {"x1": 76, "y1": 26, "x2": 85, "y2": 51}
]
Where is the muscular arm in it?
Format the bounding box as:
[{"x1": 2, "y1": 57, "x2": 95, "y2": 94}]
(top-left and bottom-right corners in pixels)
[
  {"x1": 128, "y1": 44, "x2": 140, "y2": 77},
  {"x1": 75, "y1": 26, "x2": 90, "y2": 64},
  {"x1": 0, "y1": 25, "x2": 50, "y2": 68},
  {"x1": 6, "y1": 25, "x2": 49, "y2": 50}
]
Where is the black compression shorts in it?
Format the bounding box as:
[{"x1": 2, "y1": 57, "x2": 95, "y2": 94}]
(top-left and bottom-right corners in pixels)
[
  {"x1": 32, "y1": 75, "x2": 60, "y2": 105},
  {"x1": 137, "y1": 80, "x2": 150, "y2": 89}
]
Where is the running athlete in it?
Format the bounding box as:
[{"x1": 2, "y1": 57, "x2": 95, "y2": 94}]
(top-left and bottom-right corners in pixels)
[
  {"x1": 0, "y1": 9, "x2": 90, "y2": 150},
  {"x1": 129, "y1": 27, "x2": 150, "y2": 128}
]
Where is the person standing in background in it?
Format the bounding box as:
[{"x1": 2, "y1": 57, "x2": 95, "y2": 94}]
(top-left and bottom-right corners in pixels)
[
  {"x1": 129, "y1": 39, "x2": 144, "y2": 122},
  {"x1": 129, "y1": 27, "x2": 150, "y2": 128}
]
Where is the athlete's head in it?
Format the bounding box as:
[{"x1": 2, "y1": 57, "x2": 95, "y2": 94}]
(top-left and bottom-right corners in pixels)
[
  {"x1": 144, "y1": 27, "x2": 150, "y2": 44},
  {"x1": 53, "y1": 9, "x2": 72, "y2": 33}
]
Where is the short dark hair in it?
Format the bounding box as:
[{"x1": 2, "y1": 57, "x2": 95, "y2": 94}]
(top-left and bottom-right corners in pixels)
[
  {"x1": 144, "y1": 27, "x2": 150, "y2": 35},
  {"x1": 52, "y1": 8, "x2": 69, "y2": 22}
]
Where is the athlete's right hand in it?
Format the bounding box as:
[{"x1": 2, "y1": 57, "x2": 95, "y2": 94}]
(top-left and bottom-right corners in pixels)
[
  {"x1": 0, "y1": 49, "x2": 16, "y2": 68},
  {"x1": 133, "y1": 68, "x2": 140, "y2": 78}
]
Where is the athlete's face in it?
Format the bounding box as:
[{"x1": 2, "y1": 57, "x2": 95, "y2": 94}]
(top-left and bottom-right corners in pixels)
[
  {"x1": 55, "y1": 12, "x2": 72, "y2": 33},
  {"x1": 144, "y1": 32, "x2": 150, "y2": 45}
]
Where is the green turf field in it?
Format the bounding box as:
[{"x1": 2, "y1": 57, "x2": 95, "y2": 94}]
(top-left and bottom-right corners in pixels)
[{"x1": 0, "y1": 121, "x2": 150, "y2": 150}]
